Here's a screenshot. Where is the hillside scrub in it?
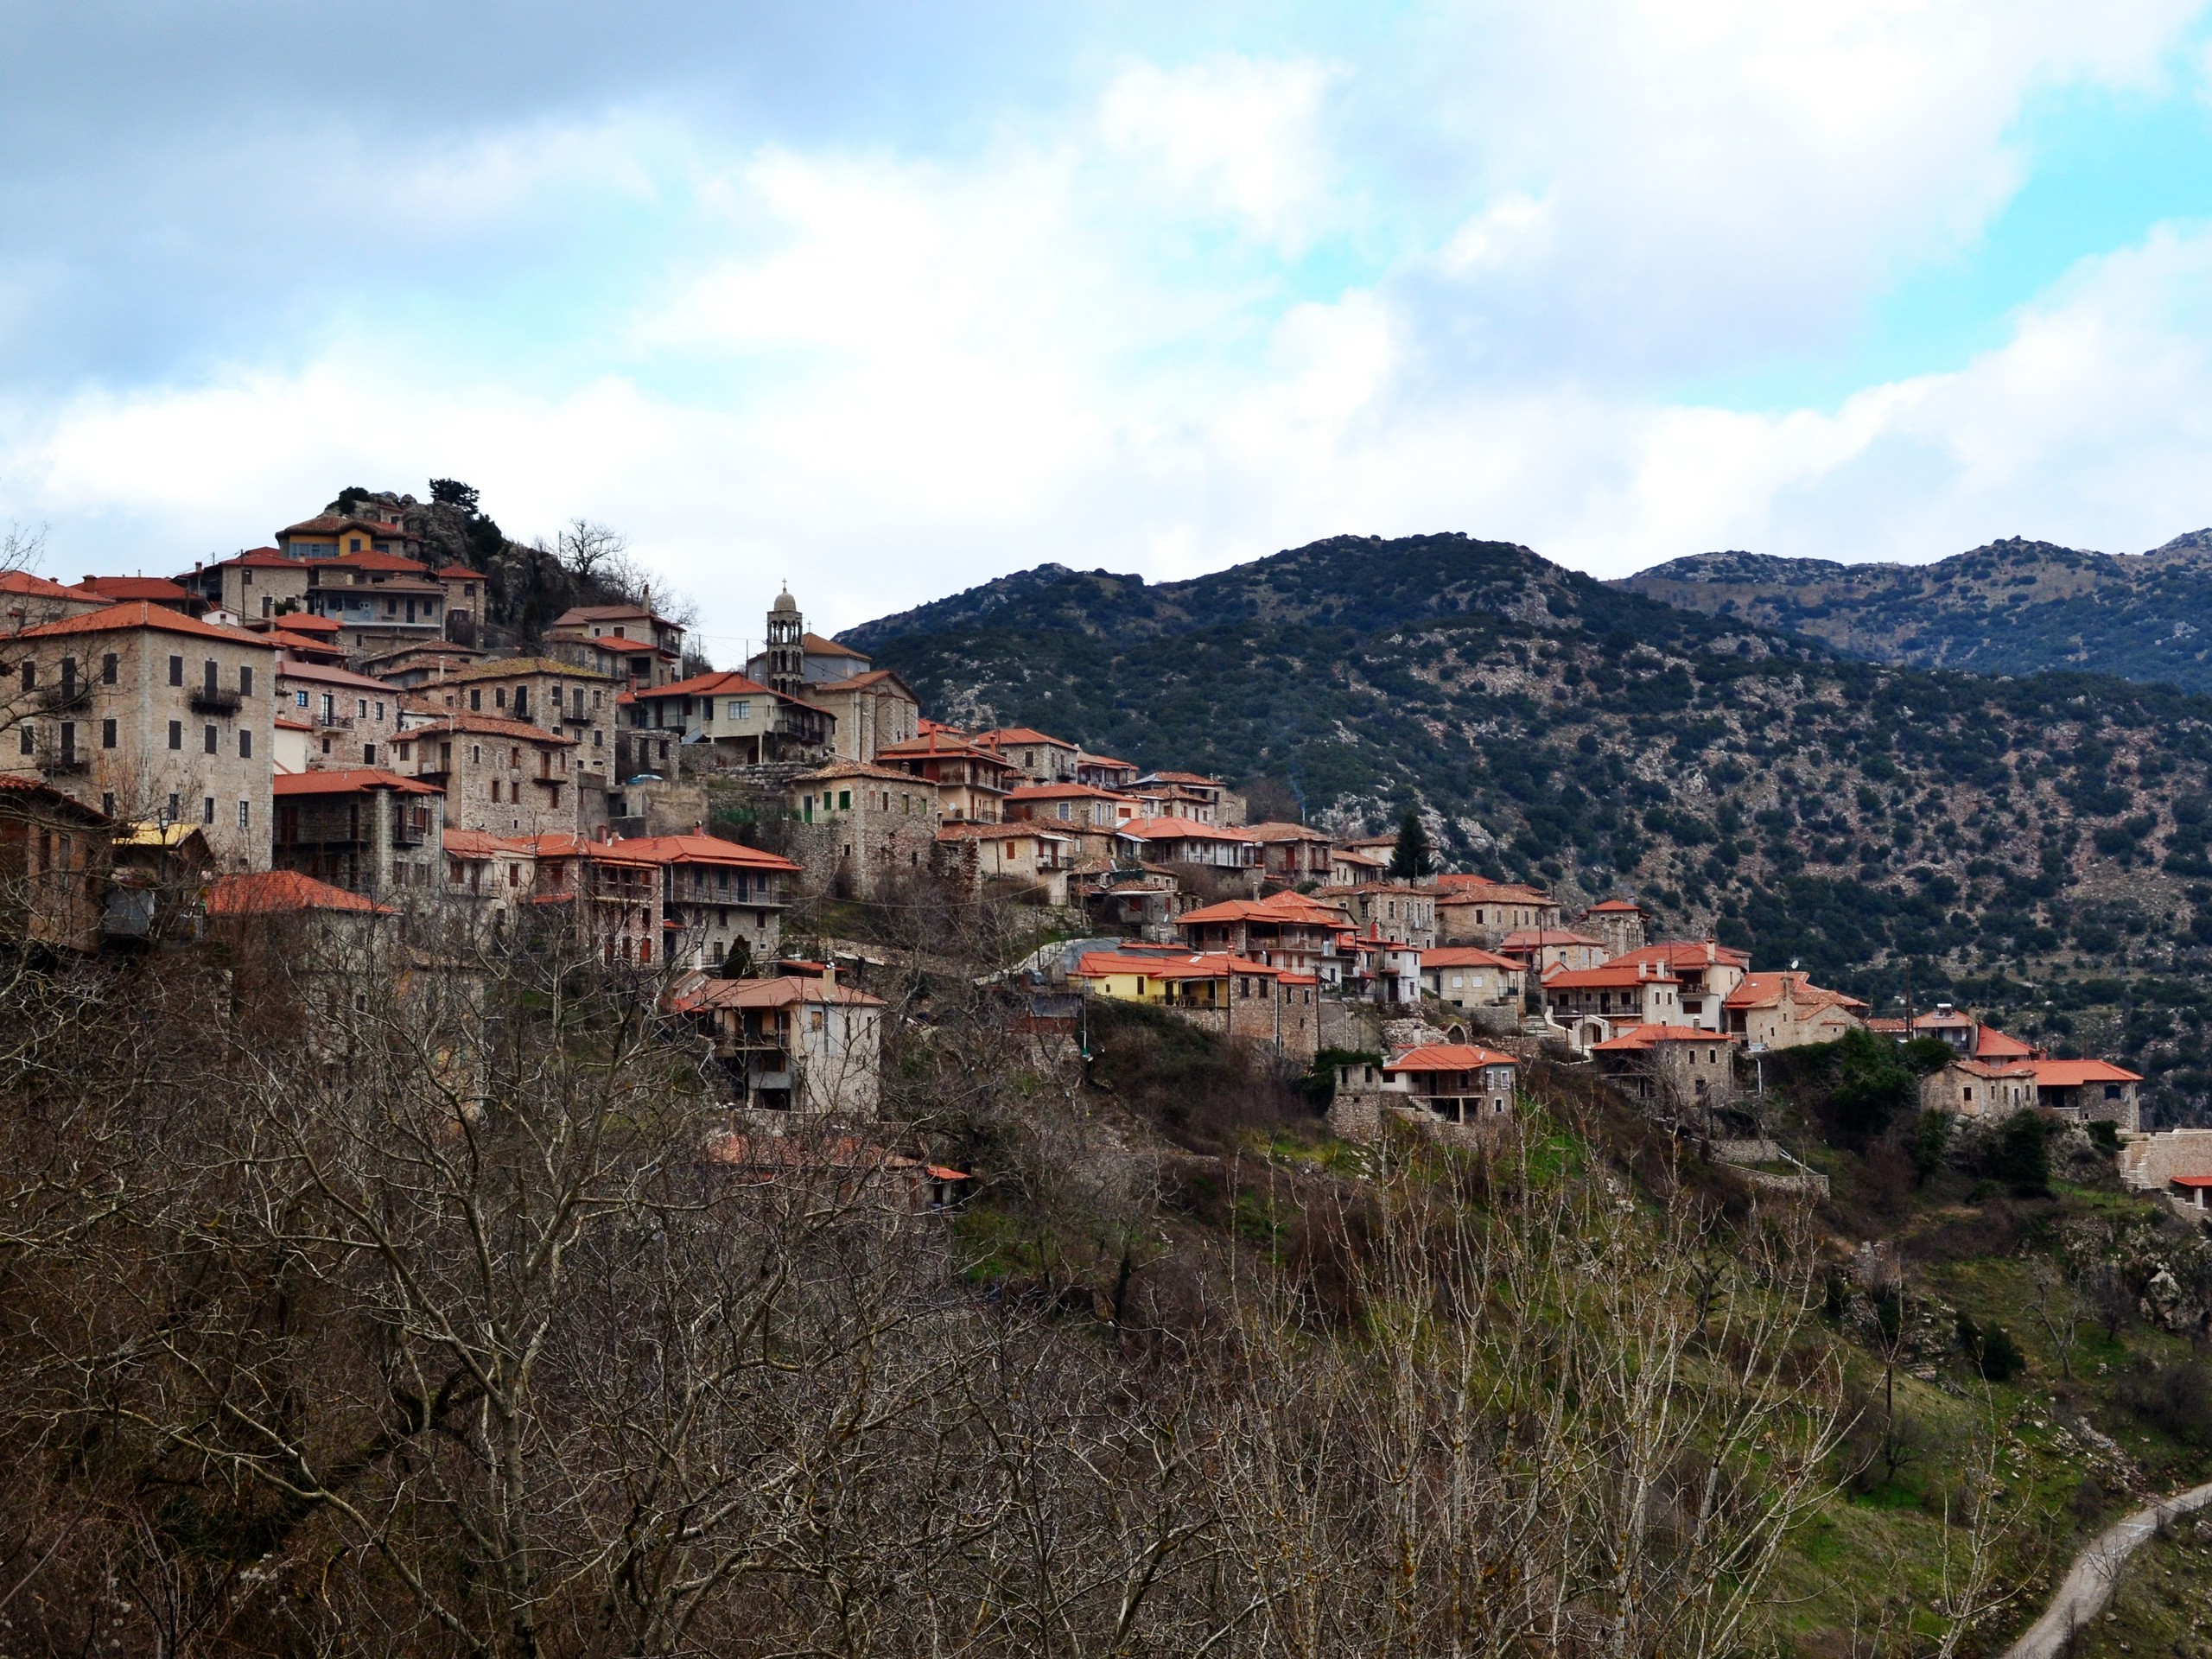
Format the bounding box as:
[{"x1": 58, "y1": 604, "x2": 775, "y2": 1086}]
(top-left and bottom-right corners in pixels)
[{"x1": 0, "y1": 877, "x2": 1939, "y2": 1659}]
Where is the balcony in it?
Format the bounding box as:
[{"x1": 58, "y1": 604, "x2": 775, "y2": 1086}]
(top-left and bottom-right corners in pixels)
[
  {"x1": 44, "y1": 753, "x2": 89, "y2": 776},
  {"x1": 188, "y1": 686, "x2": 243, "y2": 715},
  {"x1": 313, "y1": 710, "x2": 355, "y2": 729},
  {"x1": 33, "y1": 681, "x2": 91, "y2": 713}
]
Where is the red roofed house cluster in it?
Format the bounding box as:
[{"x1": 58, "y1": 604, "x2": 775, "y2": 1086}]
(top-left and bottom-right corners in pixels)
[{"x1": 0, "y1": 493, "x2": 2151, "y2": 1173}]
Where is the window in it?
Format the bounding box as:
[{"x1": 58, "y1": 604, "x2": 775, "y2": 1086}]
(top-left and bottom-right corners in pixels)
[
  {"x1": 166, "y1": 793, "x2": 178, "y2": 821},
  {"x1": 239, "y1": 665, "x2": 252, "y2": 696},
  {"x1": 593, "y1": 730, "x2": 602, "y2": 747},
  {"x1": 16, "y1": 724, "x2": 30, "y2": 755},
  {"x1": 495, "y1": 688, "x2": 506, "y2": 709},
  {"x1": 472, "y1": 745, "x2": 481, "y2": 765},
  {"x1": 2107, "y1": 1084, "x2": 2124, "y2": 1101},
  {"x1": 168, "y1": 720, "x2": 182, "y2": 750},
  {"x1": 362, "y1": 742, "x2": 374, "y2": 765},
  {"x1": 239, "y1": 729, "x2": 251, "y2": 759},
  {"x1": 810, "y1": 1007, "x2": 825, "y2": 1031},
  {"x1": 203, "y1": 726, "x2": 218, "y2": 754},
  {"x1": 202, "y1": 660, "x2": 217, "y2": 695},
  {"x1": 839, "y1": 789, "x2": 851, "y2": 810},
  {"x1": 730, "y1": 699, "x2": 750, "y2": 721},
  {"x1": 470, "y1": 690, "x2": 481, "y2": 711},
  {"x1": 238, "y1": 801, "x2": 250, "y2": 830},
  {"x1": 101, "y1": 653, "x2": 117, "y2": 685},
  {"x1": 168, "y1": 656, "x2": 183, "y2": 686},
  {"x1": 101, "y1": 718, "x2": 117, "y2": 749},
  {"x1": 295, "y1": 690, "x2": 308, "y2": 707},
  {"x1": 202, "y1": 797, "x2": 215, "y2": 824},
  {"x1": 357, "y1": 699, "x2": 367, "y2": 718},
  {"x1": 101, "y1": 792, "x2": 113, "y2": 816}
]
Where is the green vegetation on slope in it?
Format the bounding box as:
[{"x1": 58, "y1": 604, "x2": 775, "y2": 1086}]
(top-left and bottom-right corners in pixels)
[
  {"x1": 850, "y1": 532, "x2": 2212, "y2": 1123},
  {"x1": 1619, "y1": 531, "x2": 2212, "y2": 691}
]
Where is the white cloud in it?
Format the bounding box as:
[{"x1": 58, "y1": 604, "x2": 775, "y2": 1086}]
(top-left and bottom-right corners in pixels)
[
  {"x1": 1097, "y1": 57, "x2": 1340, "y2": 251},
  {"x1": 4, "y1": 2, "x2": 2212, "y2": 649}
]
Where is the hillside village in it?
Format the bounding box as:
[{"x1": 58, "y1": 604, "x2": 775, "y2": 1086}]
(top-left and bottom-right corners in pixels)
[{"x1": 5, "y1": 493, "x2": 2204, "y2": 1209}]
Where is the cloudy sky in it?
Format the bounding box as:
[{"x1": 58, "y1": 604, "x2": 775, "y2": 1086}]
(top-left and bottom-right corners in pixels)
[{"x1": 6, "y1": 1, "x2": 2212, "y2": 652}]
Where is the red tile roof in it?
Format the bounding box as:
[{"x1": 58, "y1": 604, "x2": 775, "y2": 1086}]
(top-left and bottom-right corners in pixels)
[
  {"x1": 2030, "y1": 1058, "x2": 2144, "y2": 1086},
  {"x1": 73, "y1": 575, "x2": 196, "y2": 602},
  {"x1": 1116, "y1": 817, "x2": 1258, "y2": 842},
  {"x1": 276, "y1": 659, "x2": 387, "y2": 690},
  {"x1": 799, "y1": 632, "x2": 869, "y2": 659},
  {"x1": 1384, "y1": 1043, "x2": 1518, "y2": 1072},
  {"x1": 1722, "y1": 972, "x2": 1869, "y2": 1012},
  {"x1": 1, "y1": 569, "x2": 96, "y2": 601},
  {"x1": 1005, "y1": 783, "x2": 1128, "y2": 801},
  {"x1": 1607, "y1": 941, "x2": 1752, "y2": 972},
  {"x1": 1542, "y1": 963, "x2": 1681, "y2": 989},
  {"x1": 14, "y1": 601, "x2": 275, "y2": 646},
  {"x1": 1421, "y1": 945, "x2": 1523, "y2": 970},
  {"x1": 207, "y1": 869, "x2": 388, "y2": 915},
  {"x1": 400, "y1": 710, "x2": 576, "y2": 744},
  {"x1": 681, "y1": 974, "x2": 885, "y2": 1009},
  {"x1": 442, "y1": 828, "x2": 535, "y2": 857},
  {"x1": 1584, "y1": 898, "x2": 1645, "y2": 913},
  {"x1": 611, "y1": 833, "x2": 799, "y2": 872},
  {"x1": 1592, "y1": 1025, "x2": 1737, "y2": 1051},
  {"x1": 1498, "y1": 927, "x2": 1602, "y2": 950},
  {"x1": 637, "y1": 669, "x2": 777, "y2": 700},
  {"x1": 973, "y1": 728, "x2": 1077, "y2": 750},
  {"x1": 273, "y1": 768, "x2": 440, "y2": 797}
]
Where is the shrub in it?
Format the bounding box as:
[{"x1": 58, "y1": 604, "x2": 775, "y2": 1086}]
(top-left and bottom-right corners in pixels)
[
  {"x1": 1986, "y1": 1114, "x2": 2052, "y2": 1197},
  {"x1": 1957, "y1": 1313, "x2": 2024, "y2": 1382},
  {"x1": 1829, "y1": 1028, "x2": 1920, "y2": 1144},
  {"x1": 1910, "y1": 1109, "x2": 1953, "y2": 1184}
]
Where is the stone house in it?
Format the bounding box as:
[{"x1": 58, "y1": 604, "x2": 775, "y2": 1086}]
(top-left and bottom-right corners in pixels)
[
  {"x1": 180, "y1": 548, "x2": 313, "y2": 622},
  {"x1": 1076, "y1": 753, "x2": 1141, "y2": 791},
  {"x1": 526, "y1": 832, "x2": 664, "y2": 966},
  {"x1": 1069, "y1": 948, "x2": 1319, "y2": 1063},
  {"x1": 1135, "y1": 771, "x2": 1236, "y2": 823},
  {"x1": 1433, "y1": 874, "x2": 1561, "y2": 947},
  {"x1": 1003, "y1": 783, "x2": 1133, "y2": 862},
  {"x1": 392, "y1": 711, "x2": 580, "y2": 837},
  {"x1": 876, "y1": 731, "x2": 1020, "y2": 823},
  {"x1": 276, "y1": 659, "x2": 402, "y2": 770},
  {"x1": 401, "y1": 657, "x2": 620, "y2": 779},
  {"x1": 1328, "y1": 1044, "x2": 1520, "y2": 1141},
  {"x1": 1582, "y1": 897, "x2": 1647, "y2": 958},
  {"x1": 1173, "y1": 888, "x2": 1351, "y2": 977},
  {"x1": 788, "y1": 760, "x2": 940, "y2": 898},
  {"x1": 672, "y1": 970, "x2": 887, "y2": 1117},
  {"x1": 1605, "y1": 940, "x2": 1750, "y2": 1032},
  {"x1": 2, "y1": 570, "x2": 105, "y2": 633},
  {"x1": 300, "y1": 550, "x2": 449, "y2": 653},
  {"x1": 2030, "y1": 1058, "x2": 2142, "y2": 1131},
  {"x1": 0, "y1": 775, "x2": 111, "y2": 951},
  {"x1": 1921, "y1": 1058, "x2": 2039, "y2": 1122},
  {"x1": 1721, "y1": 972, "x2": 1868, "y2": 1051},
  {"x1": 548, "y1": 600, "x2": 686, "y2": 688},
  {"x1": 442, "y1": 828, "x2": 538, "y2": 921},
  {"x1": 1246, "y1": 821, "x2": 1333, "y2": 880},
  {"x1": 1116, "y1": 817, "x2": 1262, "y2": 871},
  {"x1": 973, "y1": 728, "x2": 1082, "y2": 785},
  {"x1": 1340, "y1": 882, "x2": 1438, "y2": 948},
  {"x1": 1497, "y1": 927, "x2": 1608, "y2": 975},
  {"x1": 1420, "y1": 945, "x2": 1526, "y2": 1014},
  {"x1": 3, "y1": 601, "x2": 276, "y2": 869},
  {"x1": 618, "y1": 832, "x2": 801, "y2": 970},
  {"x1": 804, "y1": 669, "x2": 920, "y2": 764},
  {"x1": 271, "y1": 768, "x2": 444, "y2": 895},
  {"x1": 1541, "y1": 961, "x2": 1685, "y2": 1043},
  {"x1": 627, "y1": 670, "x2": 834, "y2": 772},
  {"x1": 1323, "y1": 844, "x2": 1392, "y2": 887},
  {"x1": 1592, "y1": 1025, "x2": 1741, "y2": 1121},
  {"x1": 932, "y1": 821, "x2": 1075, "y2": 906}
]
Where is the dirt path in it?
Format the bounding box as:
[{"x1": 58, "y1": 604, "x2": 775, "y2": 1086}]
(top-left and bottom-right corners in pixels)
[{"x1": 2004, "y1": 1479, "x2": 2212, "y2": 1659}]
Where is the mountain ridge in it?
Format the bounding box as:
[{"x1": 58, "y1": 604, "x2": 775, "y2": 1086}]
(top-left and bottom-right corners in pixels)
[{"x1": 1616, "y1": 530, "x2": 2212, "y2": 687}]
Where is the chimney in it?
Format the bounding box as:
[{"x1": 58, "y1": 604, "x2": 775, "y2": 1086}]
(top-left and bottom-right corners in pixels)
[
  {"x1": 821, "y1": 963, "x2": 837, "y2": 992},
  {"x1": 1706, "y1": 938, "x2": 1717, "y2": 963}
]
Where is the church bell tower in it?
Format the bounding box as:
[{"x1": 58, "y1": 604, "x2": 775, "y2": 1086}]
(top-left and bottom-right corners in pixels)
[{"x1": 766, "y1": 585, "x2": 805, "y2": 701}]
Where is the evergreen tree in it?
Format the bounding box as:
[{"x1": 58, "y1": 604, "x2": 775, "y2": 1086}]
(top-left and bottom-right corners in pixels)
[{"x1": 1389, "y1": 809, "x2": 1433, "y2": 880}]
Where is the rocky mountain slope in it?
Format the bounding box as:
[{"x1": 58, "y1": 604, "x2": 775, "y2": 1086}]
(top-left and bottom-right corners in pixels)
[
  {"x1": 851, "y1": 532, "x2": 2212, "y2": 1125},
  {"x1": 1618, "y1": 531, "x2": 2212, "y2": 690}
]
